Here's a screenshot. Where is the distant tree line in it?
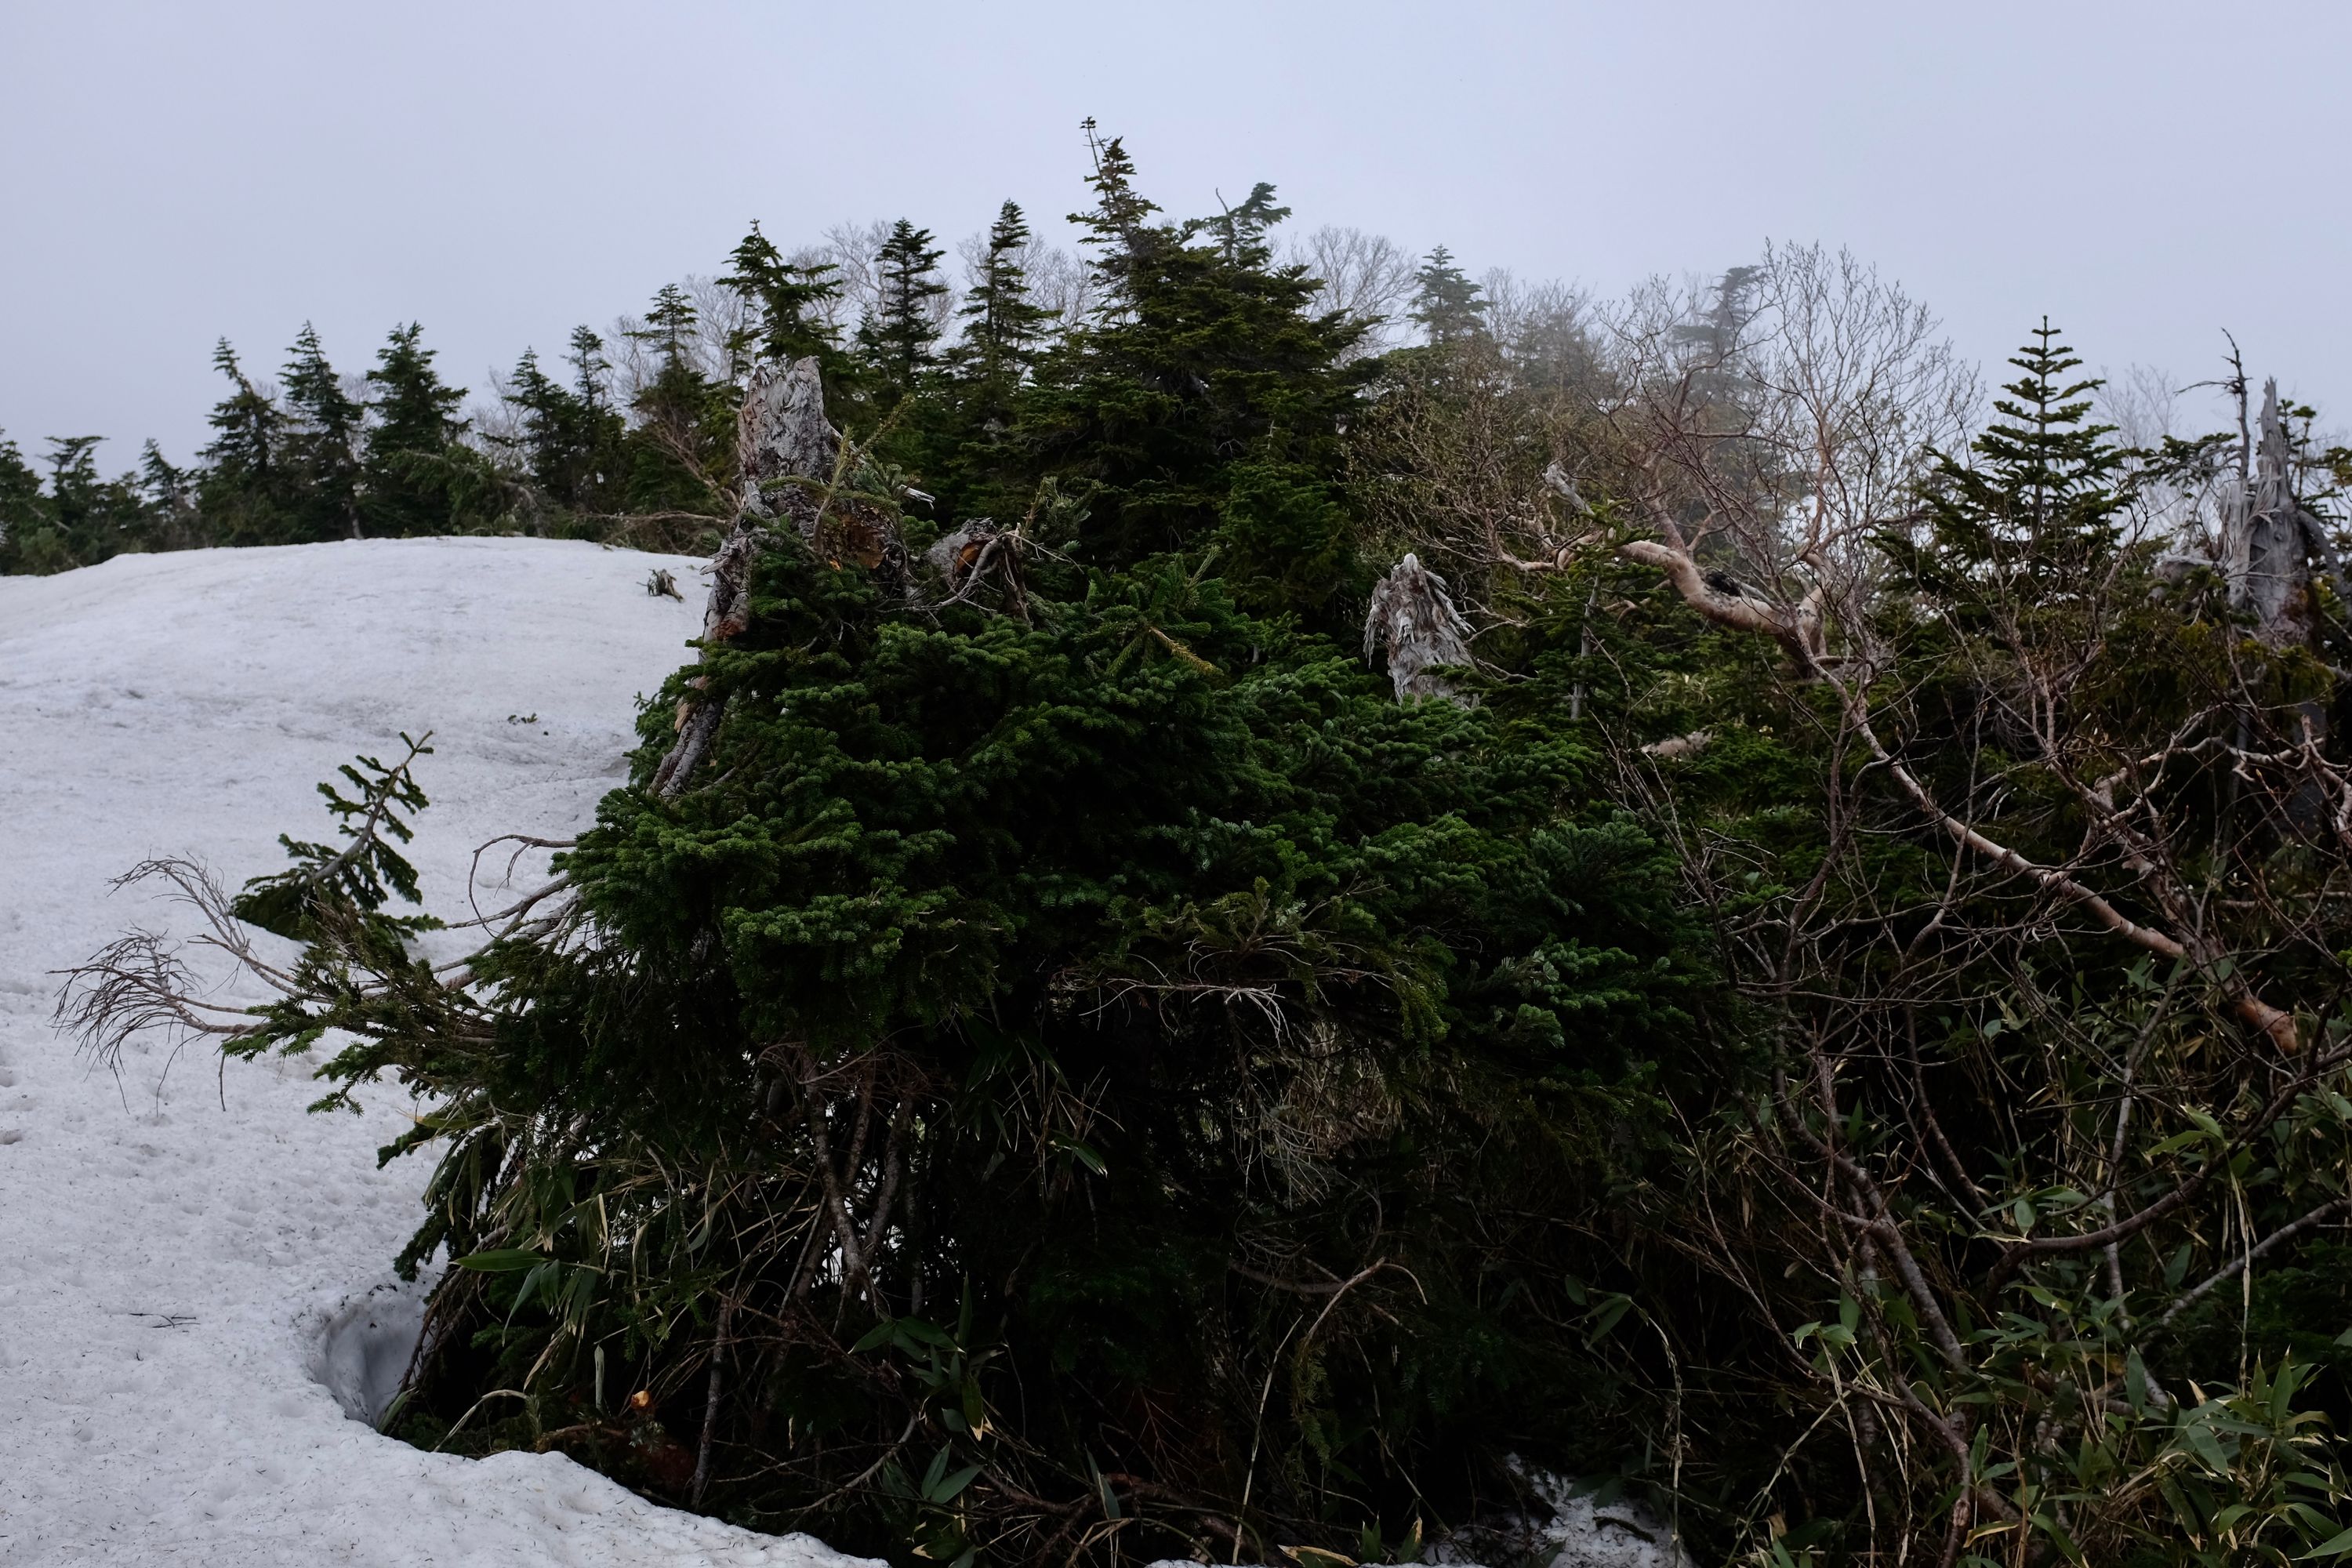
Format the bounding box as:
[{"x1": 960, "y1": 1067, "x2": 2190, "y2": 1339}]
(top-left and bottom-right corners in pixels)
[{"x1": 0, "y1": 188, "x2": 1501, "y2": 575}]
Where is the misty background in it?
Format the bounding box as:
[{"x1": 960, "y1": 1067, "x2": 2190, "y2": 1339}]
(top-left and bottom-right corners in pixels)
[{"x1": 4, "y1": 0, "x2": 2347, "y2": 464}]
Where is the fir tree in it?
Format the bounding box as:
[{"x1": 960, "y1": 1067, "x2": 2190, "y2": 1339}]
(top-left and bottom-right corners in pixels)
[
  {"x1": 503, "y1": 340, "x2": 624, "y2": 514},
  {"x1": 280, "y1": 324, "x2": 365, "y2": 540},
  {"x1": 1207, "y1": 180, "x2": 1291, "y2": 263},
  {"x1": 0, "y1": 430, "x2": 61, "y2": 573},
  {"x1": 624, "y1": 285, "x2": 732, "y2": 514},
  {"x1": 1069, "y1": 122, "x2": 1162, "y2": 303},
  {"x1": 1025, "y1": 150, "x2": 1368, "y2": 612},
  {"x1": 1408, "y1": 245, "x2": 1486, "y2": 345},
  {"x1": 855, "y1": 219, "x2": 949, "y2": 403},
  {"x1": 565, "y1": 325, "x2": 612, "y2": 410},
  {"x1": 1904, "y1": 319, "x2": 2129, "y2": 598},
  {"x1": 197, "y1": 339, "x2": 292, "y2": 546},
  {"x1": 137, "y1": 440, "x2": 204, "y2": 551},
  {"x1": 190, "y1": 434, "x2": 1690, "y2": 1557},
  {"x1": 721, "y1": 221, "x2": 844, "y2": 372},
  {"x1": 361, "y1": 323, "x2": 470, "y2": 537},
  {"x1": 15, "y1": 437, "x2": 155, "y2": 568},
  {"x1": 950, "y1": 201, "x2": 1054, "y2": 406}
]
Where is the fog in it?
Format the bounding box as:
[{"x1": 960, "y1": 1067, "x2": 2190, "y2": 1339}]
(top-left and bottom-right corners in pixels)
[{"x1": 3, "y1": 0, "x2": 2347, "y2": 463}]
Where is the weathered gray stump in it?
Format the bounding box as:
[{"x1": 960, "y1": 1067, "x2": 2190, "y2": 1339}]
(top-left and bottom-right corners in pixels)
[
  {"x1": 1364, "y1": 554, "x2": 1475, "y2": 706},
  {"x1": 651, "y1": 358, "x2": 843, "y2": 798}
]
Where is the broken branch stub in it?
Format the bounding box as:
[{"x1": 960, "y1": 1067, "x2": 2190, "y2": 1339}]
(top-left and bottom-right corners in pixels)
[
  {"x1": 651, "y1": 358, "x2": 844, "y2": 800},
  {"x1": 1364, "y1": 554, "x2": 1476, "y2": 706}
]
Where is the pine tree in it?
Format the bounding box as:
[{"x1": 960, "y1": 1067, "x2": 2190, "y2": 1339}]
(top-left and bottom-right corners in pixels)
[
  {"x1": 197, "y1": 339, "x2": 292, "y2": 546},
  {"x1": 280, "y1": 324, "x2": 365, "y2": 540},
  {"x1": 361, "y1": 323, "x2": 470, "y2": 537},
  {"x1": 1407, "y1": 245, "x2": 1486, "y2": 345},
  {"x1": 855, "y1": 220, "x2": 949, "y2": 403}
]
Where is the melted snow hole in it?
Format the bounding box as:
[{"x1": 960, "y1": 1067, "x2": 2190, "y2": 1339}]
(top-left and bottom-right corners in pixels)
[{"x1": 312, "y1": 1279, "x2": 430, "y2": 1427}]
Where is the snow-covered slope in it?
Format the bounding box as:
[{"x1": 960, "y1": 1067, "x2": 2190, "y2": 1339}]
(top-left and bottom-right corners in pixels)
[{"x1": 0, "y1": 539, "x2": 872, "y2": 1567}]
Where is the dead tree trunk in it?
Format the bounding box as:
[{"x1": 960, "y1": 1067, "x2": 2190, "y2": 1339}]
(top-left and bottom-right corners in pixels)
[
  {"x1": 1364, "y1": 554, "x2": 1476, "y2": 705},
  {"x1": 2227, "y1": 379, "x2": 2319, "y2": 649},
  {"x1": 2223, "y1": 379, "x2": 2340, "y2": 837},
  {"x1": 652, "y1": 358, "x2": 841, "y2": 799}
]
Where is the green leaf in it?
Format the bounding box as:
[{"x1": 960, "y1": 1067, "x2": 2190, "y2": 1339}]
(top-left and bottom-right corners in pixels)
[
  {"x1": 929, "y1": 1463, "x2": 983, "y2": 1504},
  {"x1": 895, "y1": 1316, "x2": 953, "y2": 1348},
  {"x1": 2300, "y1": 1526, "x2": 2352, "y2": 1560},
  {"x1": 1587, "y1": 1294, "x2": 1632, "y2": 1344},
  {"x1": 2183, "y1": 1421, "x2": 2231, "y2": 1474},
  {"x1": 454, "y1": 1248, "x2": 543, "y2": 1272}
]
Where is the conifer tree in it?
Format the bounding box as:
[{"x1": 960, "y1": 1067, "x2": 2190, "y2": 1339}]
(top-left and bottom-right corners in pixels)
[
  {"x1": 8, "y1": 436, "x2": 156, "y2": 567},
  {"x1": 1408, "y1": 245, "x2": 1486, "y2": 345},
  {"x1": 151, "y1": 353, "x2": 1691, "y2": 1559},
  {"x1": 721, "y1": 221, "x2": 844, "y2": 372},
  {"x1": 949, "y1": 201, "x2": 1053, "y2": 406},
  {"x1": 623, "y1": 285, "x2": 732, "y2": 514},
  {"x1": 137, "y1": 440, "x2": 204, "y2": 551},
  {"x1": 0, "y1": 430, "x2": 60, "y2": 573},
  {"x1": 361, "y1": 323, "x2": 470, "y2": 537},
  {"x1": 281, "y1": 324, "x2": 365, "y2": 540},
  {"x1": 855, "y1": 219, "x2": 949, "y2": 403},
  {"x1": 1905, "y1": 318, "x2": 2129, "y2": 594},
  {"x1": 1207, "y1": 180, "x2": 1292, "y2": 263},
  {"x1": 197, "y1": 339, "x2": 292, "y2": 546},
  {"x1": 502, "y1": 339, "x2": 625, "y2": 515},
  {"x1": 1069, "y1": 121, "x2": 1160, "y2": 298},
  {"x1": 1025, "y1": 143, "x2": 1367, "y2": 613},
  {"x1": 565, "y1": 324, "x2": 612, "y2": 409}
]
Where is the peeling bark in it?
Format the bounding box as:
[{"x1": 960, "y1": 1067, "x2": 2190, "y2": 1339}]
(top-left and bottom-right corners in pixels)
[
  {"x1": 1364, "y1": 554, "x2": 1475, "y2": 705},
  {"x1": 1617, "y1": 537, "x2": 1827, "y2": 673},
  {"x1": 2227, "y1": 379, "x2": 2320, "y2": 648},
  {"x1": 652, "y1": 358, "x2": 844, "y2": 799}
]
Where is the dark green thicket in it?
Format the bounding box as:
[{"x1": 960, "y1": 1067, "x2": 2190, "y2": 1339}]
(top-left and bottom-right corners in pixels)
[{"x1": 152, "y1": 147, "x2": 1701, "y2": 1563}]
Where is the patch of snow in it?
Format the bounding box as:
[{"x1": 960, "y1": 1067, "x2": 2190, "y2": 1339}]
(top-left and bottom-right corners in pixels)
[
  {"x1": 0, "y1": 539, "x2": 877, "y2": 1566},
  {"x1": 1501, "y1": 1467, "x2": 1690, "y2": 1568},
  {"x1": 310, "y1": 1279, "x2": 430, "y2": 1428}
]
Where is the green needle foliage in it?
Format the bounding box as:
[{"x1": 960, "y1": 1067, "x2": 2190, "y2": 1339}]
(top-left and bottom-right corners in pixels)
[
  {"x1": 136, "y1": 146, "x2": 1702, "y2": 1564},
  {"x1": 50, "y1": 136, "x2": 2352, "y2": 1567},
  {"x1": 221, "y1": 491, "x2": 1699, "y2": 1563}
]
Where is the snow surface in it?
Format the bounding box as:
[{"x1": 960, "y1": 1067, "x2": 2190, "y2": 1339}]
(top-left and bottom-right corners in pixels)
[
  {"x1": 0, "y1": 536, "x2": 1685, "y2": 1568},
  {"x1": 0, "y1": 539, "x2": 876, "y2": 1567}
]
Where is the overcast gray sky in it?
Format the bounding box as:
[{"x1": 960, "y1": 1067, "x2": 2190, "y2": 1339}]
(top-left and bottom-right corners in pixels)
[{"x1": 3, "y1": 0, "x2": 2347, "y2": 469}]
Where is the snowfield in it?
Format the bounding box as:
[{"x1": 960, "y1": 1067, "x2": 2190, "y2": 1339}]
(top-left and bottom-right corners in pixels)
[
  {"x1": 0, "y1": 539, "x2": 873, "y2": 1567},
  {"x1": 0, "y1": 536, "x2": 1681, "y2": 1568}
]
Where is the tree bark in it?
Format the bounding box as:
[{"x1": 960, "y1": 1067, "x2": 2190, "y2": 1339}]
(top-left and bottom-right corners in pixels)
[
  {"x1": 1364, "y1": 554, "x2": 1476, "y2": 705},
  {"x1": 652, "y1": 358, "x2": 842, "y2": 799}
]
